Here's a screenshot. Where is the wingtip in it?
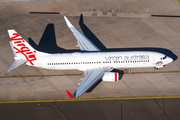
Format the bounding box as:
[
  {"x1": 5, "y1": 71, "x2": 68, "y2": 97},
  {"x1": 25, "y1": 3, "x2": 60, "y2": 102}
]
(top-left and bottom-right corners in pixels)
[
  {"x1": 64, "y1": 16, "x2": 74, "y2": 27},
  {"x1": 63, "y1": 16, "x2": 67, "y2": 19},
  {"x1": 66, "y1": 90, "x2": 75, "y2": 98}
]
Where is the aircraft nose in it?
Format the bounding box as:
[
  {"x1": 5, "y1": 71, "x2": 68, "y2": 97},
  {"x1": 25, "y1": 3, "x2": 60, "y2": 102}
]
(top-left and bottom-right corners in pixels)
[{"x1": 167, "y1": 57, "x2": 173, "y2": 64}]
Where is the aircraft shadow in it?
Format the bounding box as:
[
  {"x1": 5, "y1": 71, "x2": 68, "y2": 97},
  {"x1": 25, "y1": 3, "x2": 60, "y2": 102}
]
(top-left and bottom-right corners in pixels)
[
  {"x1": 79, "y1": 14, "x2": 177, "y2": 61},
  {"x1": 28, "y1": 23, "x2": 80, "y2": 53},
  {"x1": 79, "y1": 14, "x2": 107, "y2": 51}
]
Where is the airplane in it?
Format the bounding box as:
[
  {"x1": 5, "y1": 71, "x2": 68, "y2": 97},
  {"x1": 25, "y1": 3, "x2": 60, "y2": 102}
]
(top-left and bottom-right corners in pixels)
[{"x1": 7, "y1": 16, "x2": 173, "y2": 98}]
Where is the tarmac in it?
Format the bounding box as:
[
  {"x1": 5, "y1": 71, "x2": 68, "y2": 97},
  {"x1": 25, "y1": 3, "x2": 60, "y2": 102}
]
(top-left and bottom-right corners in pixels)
[
  {"x1": 0, "y1": 98, "x2": 180, "y2": 120},
  {"x1": 0, "y1": 0, "x2": 180, "y2": 119}
]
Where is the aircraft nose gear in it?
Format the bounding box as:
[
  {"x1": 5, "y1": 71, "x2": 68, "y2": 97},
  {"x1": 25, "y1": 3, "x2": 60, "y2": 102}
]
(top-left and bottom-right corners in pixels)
[{"x1": 154, "y1": 61, "x2": 164, "y2": 71}]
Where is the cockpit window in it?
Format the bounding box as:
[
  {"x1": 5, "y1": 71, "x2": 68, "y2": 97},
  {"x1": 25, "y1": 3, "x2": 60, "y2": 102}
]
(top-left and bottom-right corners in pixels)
[{"x1": 161, "y1": 56, "x2": 167, "y2": 60}]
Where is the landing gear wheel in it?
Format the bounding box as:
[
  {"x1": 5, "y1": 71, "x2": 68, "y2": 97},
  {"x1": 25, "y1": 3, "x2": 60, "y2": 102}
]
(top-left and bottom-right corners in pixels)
[{"x1": 154, "y1": 68, "x2": 158, "y2": 71}]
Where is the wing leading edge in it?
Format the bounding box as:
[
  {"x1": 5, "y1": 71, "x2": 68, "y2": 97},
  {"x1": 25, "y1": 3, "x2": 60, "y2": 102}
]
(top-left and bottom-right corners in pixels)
[
  {"x1": 64, "y1": 16, "x2": 101, "y2": 52},
  {"x1": 67, "y1": 67, "x2": 113, "y2": 98}
]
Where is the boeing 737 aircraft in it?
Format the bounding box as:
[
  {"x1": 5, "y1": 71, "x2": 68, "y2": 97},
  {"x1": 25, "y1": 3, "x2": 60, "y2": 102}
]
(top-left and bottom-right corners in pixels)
[{"x1": 7, "y1": 16, "x2": 173, "y2": 98}]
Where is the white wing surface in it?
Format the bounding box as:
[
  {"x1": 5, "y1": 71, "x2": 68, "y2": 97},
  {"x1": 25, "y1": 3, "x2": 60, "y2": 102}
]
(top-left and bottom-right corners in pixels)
[
  {"x1": 66, "y1": 67, "x2": 112, "y2": 98},
  {"x1": 64, "y1": 16, "x2": 101, "y2": 52}
]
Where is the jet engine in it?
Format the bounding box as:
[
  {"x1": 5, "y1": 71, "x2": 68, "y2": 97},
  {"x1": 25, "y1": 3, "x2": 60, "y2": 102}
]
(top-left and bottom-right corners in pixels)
[{"x1": 102, "y1": 72, "x2": 119, "y2": 82}]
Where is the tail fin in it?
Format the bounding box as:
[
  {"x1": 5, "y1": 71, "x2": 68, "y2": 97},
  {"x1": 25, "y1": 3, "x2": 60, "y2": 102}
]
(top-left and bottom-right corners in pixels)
[
  {"x1": 7, "y1": 30, "x2": 47, "y2": 71},
  {"x1": 8, "y1": 30, "x2": 36, "y2": 60}
]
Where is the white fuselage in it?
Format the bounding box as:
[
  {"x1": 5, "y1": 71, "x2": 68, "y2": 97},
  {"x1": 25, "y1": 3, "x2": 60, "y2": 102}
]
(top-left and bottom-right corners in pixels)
[{"x1": 26, "y1": 51, "x2": 173, "y2": 71}]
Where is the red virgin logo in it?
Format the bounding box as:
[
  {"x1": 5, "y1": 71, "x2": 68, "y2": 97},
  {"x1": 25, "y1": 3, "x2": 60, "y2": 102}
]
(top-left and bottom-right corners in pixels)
[{"x1": 11, "y1": 33, "x2": 37, "y2": 65}]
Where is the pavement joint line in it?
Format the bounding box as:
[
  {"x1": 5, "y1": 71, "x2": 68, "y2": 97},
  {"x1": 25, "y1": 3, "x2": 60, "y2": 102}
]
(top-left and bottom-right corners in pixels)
[
  {"x1": 1, "y1": 96, "x2": 180, "y2": 104},
  {"x1": 0, "y1": 71, "x2": 180, "y2": 78}
]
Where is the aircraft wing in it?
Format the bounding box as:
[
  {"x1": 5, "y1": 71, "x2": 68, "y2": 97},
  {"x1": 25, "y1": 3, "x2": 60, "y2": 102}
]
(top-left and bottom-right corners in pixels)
[
  {"x1": 66, "y1": 67, "x2": 113, "y2": 98},
  {"x1": 64, "y1": 16, "x2": 101, "y2": 52}
]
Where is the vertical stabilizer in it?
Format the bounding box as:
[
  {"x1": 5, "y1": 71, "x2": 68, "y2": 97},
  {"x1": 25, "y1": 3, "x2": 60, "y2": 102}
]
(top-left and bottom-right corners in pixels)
[
  {"x1": 7, "y1": 30, "x2": 48, "y2": 71},
  {"x1": 8, "y1": 30, "x2": 37, "y2": 65}
]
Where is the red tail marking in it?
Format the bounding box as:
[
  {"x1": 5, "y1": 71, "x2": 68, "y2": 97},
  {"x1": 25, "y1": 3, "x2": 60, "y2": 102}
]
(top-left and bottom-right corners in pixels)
[
  {"x1": 17, "y1": 43, "x2": 26, "y2": 47},
  {"x1": 14, "y1": 41, "x2": 22, "y2": 44},
  {"x1": 66, "y1": 90, "x2": 75, "y2": 98},
  {"x1": 14, "y1": 46, "x2": 36, "y2": 65},
  {"x1": 11, "y1": 33, "x2": 24, "y2": 41},
  {"x1": 11, "y1": 32, "x2": 37, "y2": 65}
]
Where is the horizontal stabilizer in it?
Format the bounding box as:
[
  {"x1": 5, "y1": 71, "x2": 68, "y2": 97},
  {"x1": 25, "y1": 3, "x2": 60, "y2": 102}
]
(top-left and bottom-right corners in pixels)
[{"x1": 8, "y1": 60, "x2": 28, "y2": 72}]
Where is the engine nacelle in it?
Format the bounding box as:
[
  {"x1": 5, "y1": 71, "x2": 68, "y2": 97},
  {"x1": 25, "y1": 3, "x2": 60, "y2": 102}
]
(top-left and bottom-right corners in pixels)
[{"x1": 102, "y1": 72, "x2": 119, "y2": 82}]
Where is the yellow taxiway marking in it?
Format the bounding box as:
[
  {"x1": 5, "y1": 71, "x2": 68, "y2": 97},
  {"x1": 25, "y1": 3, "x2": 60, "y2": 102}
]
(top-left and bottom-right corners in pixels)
[
  {"x1": 0, "y1": 96, "x2": 180, "y2": 103},
  {"x1": 0, "y1": 74, "x2": 82, "y2": 78},
  {"x1": 0, "y1": 71, "x2": 180, "y2": 78}
]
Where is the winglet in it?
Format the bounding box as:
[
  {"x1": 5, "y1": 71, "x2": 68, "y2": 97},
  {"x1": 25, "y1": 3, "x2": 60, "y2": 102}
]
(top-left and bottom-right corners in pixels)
[{"x1": 66, "y1": 90, "x2": 75, "y2": 98}]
